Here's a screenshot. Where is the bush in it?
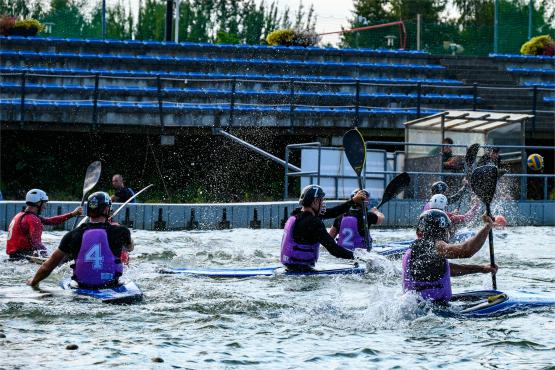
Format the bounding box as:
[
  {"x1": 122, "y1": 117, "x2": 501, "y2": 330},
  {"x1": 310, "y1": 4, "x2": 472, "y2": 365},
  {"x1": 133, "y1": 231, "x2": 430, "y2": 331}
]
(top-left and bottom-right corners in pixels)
[
  {"x1": 520, "y1": 35, "x2": 555, "y2": 56},
  {"x1": 0, "y1": 15, "x2": 17, "y2": 36},
  {"x1": 266, "y1": 28, "x2": 320, "y2": 47}
]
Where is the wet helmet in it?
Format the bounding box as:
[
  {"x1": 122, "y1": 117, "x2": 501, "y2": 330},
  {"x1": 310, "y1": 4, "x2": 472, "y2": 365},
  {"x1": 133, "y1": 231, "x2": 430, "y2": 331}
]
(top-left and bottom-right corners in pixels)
[
  {"x1": 299, "y1": 185, "x2": 325, "y2": 207},
  {"x1": 25, "y1": 189, "x2": 49, "y2": 206},
  {"x1": 417, "y1": 209, "x2": 452, "y2": 240},
  {"x1": 431, "y1": 181, "x2": 448, "y2": 195},
  {"x1": 86, "y1": 191, "x2": 112, "y2": 217},
  {"x1": 429, "y1": 194, "x2": 448, "y2": 211}
]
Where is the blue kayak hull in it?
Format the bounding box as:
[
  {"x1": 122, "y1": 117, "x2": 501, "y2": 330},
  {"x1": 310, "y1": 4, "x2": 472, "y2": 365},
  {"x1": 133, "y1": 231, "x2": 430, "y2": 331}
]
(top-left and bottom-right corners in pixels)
[
  {"x1": 450, "y1": 290, "x2": 555, "y2": 317},
  {"x1": 159, "y1": 265, "x2": 366, "y2": 277},
  {"x1": 373, "y1": 230, "x2": 476, "y2": 255},
  {"x1": 60, "y1": 279, "x2": 143, "y2": 304}
]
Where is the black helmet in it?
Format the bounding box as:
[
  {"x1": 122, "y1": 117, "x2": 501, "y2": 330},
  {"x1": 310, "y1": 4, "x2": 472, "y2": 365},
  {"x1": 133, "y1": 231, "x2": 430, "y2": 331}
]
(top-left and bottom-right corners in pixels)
[
  {"x1": 431, "y1": 181, "x2": 448, "y2": 195},
  {"x1": 86, "y1": 191, "x2": 112, "y2": 217},
  {"x1": 350, "y1": 188, "x2": 369, "y2": 199},
  {"x1": 417, "y1": 209, "x2": 452, "y2": 240},
  {"x1": 299, "y1": 185, "x2": 325, "y2": 207}
]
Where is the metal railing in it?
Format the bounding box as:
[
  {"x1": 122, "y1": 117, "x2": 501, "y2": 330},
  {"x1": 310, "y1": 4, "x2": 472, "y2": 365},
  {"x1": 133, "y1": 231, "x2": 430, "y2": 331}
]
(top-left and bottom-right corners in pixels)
[
  {"x1": 283, "y1": 141, "x2": 555, "y2": 201},
  {"x1": 2, "y1": 71, "x2": 554, "y2": 130}
]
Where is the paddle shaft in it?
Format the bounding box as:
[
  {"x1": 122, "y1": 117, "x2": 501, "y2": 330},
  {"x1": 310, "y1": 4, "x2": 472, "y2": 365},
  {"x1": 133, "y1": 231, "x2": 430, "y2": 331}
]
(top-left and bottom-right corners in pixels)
[
  {"x1": 358, "y1": 177, "x2": 372, "y2": 252},
  {"x1": 486, "y1": 203, "x2": 497, "y2": 290}
]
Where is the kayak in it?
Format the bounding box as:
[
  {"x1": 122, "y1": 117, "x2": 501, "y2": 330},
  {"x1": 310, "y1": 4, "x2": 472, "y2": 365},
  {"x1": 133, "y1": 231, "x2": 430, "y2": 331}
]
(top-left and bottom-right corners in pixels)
[
  {"x1": 60, "y1": 279, "x2": 143, "y2": 304},
  {"x1": 159, "y1": 265, "x2": 366, "y2": 277},
  {"x1": 448, "y1": 290, "x2": 555, "y2": 317}
]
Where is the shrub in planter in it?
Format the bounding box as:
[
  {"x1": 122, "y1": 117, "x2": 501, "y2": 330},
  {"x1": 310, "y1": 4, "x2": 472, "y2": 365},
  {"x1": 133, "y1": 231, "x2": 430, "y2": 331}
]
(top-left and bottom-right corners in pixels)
[
  {"x1": 10, "y1": 18, "x2": 44, "y2": 37},
  {"x1": 266, "y1": 29, "x2": 320, "y2": 47},
  {"x1": 520, "y1": 35, "x2": 555, "y2": 56},
  {"x1": 0, "y1": 15, "x2": 17, "y2": 36}
]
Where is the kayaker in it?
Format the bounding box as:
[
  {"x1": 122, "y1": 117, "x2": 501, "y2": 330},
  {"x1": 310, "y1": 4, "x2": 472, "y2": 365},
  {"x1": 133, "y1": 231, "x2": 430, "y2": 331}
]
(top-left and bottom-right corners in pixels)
[
  {"x1": 6, "y1": 189, "x2": 82, "y2": 260},
  {"x1": 428, "y1": 194, "x2": 480, "y2": 229},
  {"x1": 402, "y1": 209, "x2": 498, "y2": 303},
  {"x1": 280, "y1": 185, "x2": 366, "y2": 272},
  {"x1": 27, "y1": 192, "x2": 134, "y2": 288},
  {"x1": 328, "y1": 189, "x2": 384, "y2": 250},
  {"x1": 111, "y1": 174, "x2": 135, "y2": 203},
  {"x1": 422, "y1": 181, "x2": 467, "y2": 212}
]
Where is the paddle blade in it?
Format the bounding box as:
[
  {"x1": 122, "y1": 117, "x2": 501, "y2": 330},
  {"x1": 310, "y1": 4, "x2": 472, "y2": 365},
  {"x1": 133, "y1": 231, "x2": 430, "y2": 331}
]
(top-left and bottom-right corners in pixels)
[
  {"x1": 376, "y1": 172, "x2": 411, "y2": 209},
  {"x1": 470, "y1": 165, "x2": 499, "y2": 205},
  {"x1": 465, "y1": 143, "x2": 480, "y2": 171},
  {"x1": 343, "y1": 128, "x2": 366, "y2": 177},
  {"x1": 83, "y1": 161, "x2": 102, "y2": 195}
]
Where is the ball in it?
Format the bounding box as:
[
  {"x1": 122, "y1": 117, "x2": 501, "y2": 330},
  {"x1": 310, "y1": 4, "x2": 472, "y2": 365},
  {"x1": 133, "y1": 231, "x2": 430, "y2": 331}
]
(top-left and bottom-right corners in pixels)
[
  {"x1": 494, "y1": 215, "x2": 507, "y2": 229},
  {"x1": 527, "y1": 153, "x2": 544, "y2": 171}
]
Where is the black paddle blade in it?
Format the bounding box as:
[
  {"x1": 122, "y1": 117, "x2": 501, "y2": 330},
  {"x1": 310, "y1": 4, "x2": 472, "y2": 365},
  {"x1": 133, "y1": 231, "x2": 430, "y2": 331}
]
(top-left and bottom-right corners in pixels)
[
  {"x1": 470, "y1": 165, "x2": 499, "y2": 205},
  {"x1": 465, "y1": 144, "x2": 480, "y2": 170},
  {"x1": 376, "y1": 172, "x2": 411, "y2": 209},
  {"x1": 343, "y1": 128, "x2": 366, "y2": 176},
  {"x1": 83, "y1": 161, "x2": 102, "y2": 195}
]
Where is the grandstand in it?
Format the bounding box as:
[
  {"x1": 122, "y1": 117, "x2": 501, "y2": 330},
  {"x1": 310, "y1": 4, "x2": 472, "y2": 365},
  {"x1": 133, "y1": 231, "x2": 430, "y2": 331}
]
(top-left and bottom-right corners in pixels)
[{"x1": 0, "y1": 35, "x2": 554, "y2": 139}]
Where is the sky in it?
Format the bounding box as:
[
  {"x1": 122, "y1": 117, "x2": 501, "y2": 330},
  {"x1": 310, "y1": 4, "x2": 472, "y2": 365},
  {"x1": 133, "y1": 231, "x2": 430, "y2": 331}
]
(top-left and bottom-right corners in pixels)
[{"x1": 267, "y1": 0, "x2": 356, "y2": 45}]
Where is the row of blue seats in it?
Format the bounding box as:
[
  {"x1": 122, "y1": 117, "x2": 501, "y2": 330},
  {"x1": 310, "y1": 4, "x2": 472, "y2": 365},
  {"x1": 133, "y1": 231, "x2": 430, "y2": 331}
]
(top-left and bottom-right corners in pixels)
[
  {"x1": 545, "y1": 97, "x2": 555, "y2": 102},
  {"x1": 490, "y1": 53, "x2": 555, "y2": 61},
  {"x1": 523, "y1": 81, "x2": 555, "y2": 88},
  {"x1": 0, "y1": 50, "x2": 445, "y2": 71},
  {"x1": 0, "y1": 66, "x2": 463, "y2": 86},
  {"x1": 0, "y1": 35, "x2": 429, "y2": 56},
  {"x1": 0, "y1": 99, "x2": 439, "y2": 115},
  {"x1": 506, "y1": 67, "x2": 555, "y2": 74},
  {"x1": 0, "y1": 82, "x2": 475, "y2": 101}
]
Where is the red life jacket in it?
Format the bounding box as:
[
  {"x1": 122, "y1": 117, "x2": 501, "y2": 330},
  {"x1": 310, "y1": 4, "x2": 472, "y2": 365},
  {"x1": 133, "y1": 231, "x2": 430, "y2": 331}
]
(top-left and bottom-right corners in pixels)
[{"x1": 6, "y1": 212, "x2": 35, "y2": 255}]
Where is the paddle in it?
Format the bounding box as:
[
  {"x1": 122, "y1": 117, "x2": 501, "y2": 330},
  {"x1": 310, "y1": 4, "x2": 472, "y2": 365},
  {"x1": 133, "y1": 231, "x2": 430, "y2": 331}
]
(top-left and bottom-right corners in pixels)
[
  {"x1": 470, "y1": 164, "x2": 499, "y2": 290},
  {"x1": 457, "y1": 143, "x2": 480, "y2": 209},
  {"x1": 343, "y1": 128, "x2": 371, "y2": 251},
  {"x1": 71, "y1": 161, "x2": 102, "y2": 229},
  {"x1": 375, "y1": 172, "x2": 411, "y2": 210},
  {"x1": 77, "y1": 184, "x2": 153, "y2": 227}
]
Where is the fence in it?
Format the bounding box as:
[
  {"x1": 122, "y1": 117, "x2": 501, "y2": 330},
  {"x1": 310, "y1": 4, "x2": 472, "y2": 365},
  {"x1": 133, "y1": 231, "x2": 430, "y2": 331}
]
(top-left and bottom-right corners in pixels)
[
  {"x1": 2, "y1": 72, "x2": 554, "y2": 130},
  {"x1": 283, "y1": 141, "x2": 555, "y2": 201}
]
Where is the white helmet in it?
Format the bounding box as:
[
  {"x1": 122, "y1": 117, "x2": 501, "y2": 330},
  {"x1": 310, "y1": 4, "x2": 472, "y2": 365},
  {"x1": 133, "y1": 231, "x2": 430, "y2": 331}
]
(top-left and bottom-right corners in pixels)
[
  {"x1": 429, "y1": 194, "x2": 447, "y2": 211},
  {"x1": 25, "y1": 189, "x2": 49, "y2": 205}
]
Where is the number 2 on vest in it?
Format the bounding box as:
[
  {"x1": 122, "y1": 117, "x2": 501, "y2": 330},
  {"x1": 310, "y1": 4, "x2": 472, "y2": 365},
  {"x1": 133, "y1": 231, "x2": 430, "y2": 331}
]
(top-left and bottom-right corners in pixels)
[
  {"x1": 85, "y1": 244, "x2": 104, "y2": 269},
  {"x1": 342, "y1": 228, "x2": 354, "y2": 248}
]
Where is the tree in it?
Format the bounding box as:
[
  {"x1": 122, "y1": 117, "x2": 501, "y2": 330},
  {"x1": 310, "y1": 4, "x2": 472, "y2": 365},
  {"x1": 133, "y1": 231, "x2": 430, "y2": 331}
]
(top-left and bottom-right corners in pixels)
[
  {"x1": 0, "y1": 0, "x2": 44, "y2": 19},
  {"x1": 42, "y1": 0, "x2": 88, "y2": 38},
  {"x1": 136, "y1": 0, "x2": 166, "y2": 41}
]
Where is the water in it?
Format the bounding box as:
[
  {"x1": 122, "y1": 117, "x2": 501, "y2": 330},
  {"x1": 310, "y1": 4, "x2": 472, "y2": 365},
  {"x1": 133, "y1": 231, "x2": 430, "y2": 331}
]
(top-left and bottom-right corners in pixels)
[{"x1": 1, "y1": 227, "x2": 554, "y2": 369}]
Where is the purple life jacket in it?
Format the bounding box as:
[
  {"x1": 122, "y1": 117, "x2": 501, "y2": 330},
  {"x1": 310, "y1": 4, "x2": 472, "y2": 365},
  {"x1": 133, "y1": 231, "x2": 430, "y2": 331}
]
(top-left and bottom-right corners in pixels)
[
  {"x1": 72, "y1": 228, "x2": 123, "y2": 288},
  {"x1": 337, "y1": 215, "x2": 368, "y2": 250},
  {"x1": 422, "y1": 202, "x2": 432, "y2": 212},
  {"x1": 402, "y1": 248, "x2": 452, "y2": 302},
  {"x1": 280, "y1": 216, "x2": 320, "y2": 267}
]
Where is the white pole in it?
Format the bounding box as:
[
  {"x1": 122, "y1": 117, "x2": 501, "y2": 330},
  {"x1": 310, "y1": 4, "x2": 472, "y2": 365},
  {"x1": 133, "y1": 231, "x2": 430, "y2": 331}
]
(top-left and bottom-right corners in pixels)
[
  {"x1": 416, "y1": 14, "x2": 421, "y2": 51},
  {"x1": 175, "y1": 0, "x2": 181, "y2": 43}
]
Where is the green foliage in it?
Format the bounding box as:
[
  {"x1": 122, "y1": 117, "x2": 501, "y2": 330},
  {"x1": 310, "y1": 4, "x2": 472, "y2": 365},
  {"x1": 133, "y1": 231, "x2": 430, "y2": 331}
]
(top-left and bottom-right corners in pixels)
[
  {"x1": 266, "y1": 28, "x2": 320, "y2": 47},
  {"x1": 520, "y1": 35, "x2": 555, "y2": 55},
  {"x1": 215, "y1": 31, "x2": 240, "y2": 44}
]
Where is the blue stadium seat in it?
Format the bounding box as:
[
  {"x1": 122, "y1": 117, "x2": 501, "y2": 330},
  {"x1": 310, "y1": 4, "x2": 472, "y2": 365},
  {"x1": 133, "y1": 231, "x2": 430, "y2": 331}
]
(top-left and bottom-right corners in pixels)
[
  {"x1": 506, "y1": 67, "x2": 555, "y2": 74},
  {"x1": 490, "y1": 53, "x2": 555, "y2": 61},
  {"x1": 544, "y1": 97, "x2": 555, "y2": 102}
]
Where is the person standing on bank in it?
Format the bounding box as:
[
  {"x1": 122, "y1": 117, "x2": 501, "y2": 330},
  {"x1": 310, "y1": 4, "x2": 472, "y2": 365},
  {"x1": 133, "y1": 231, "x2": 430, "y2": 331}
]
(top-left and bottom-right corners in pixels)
[
  {"x1": 111, "y1": 174, "x2": 135, "y2": 203},
  {"x1": 280, "y1": 185, "x2": 367, "y2": 272},
  {"x1": 27, "y1": 192, "x2": 134, "y2": 288},
  {"x1": 6, "y1": 189, "x2": 82, "y2": 260},
  {"x1": 328, "y1": 189, "x2": 385, "y2": 250}
]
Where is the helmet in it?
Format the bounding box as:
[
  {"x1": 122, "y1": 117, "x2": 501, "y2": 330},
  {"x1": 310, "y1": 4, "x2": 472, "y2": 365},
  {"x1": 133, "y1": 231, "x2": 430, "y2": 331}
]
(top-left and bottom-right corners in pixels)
[
  {"x1": 25, "y1": 189, "x2": 49, "y2": 205},
  {"x1": 417, "y1": 209, "x2": 452, "y2": 240},
  {"x1": 429, "y1": 194, "x2": 448, "y2": 211},
  {"x1": 431, "y1": 181, "x2": 448, "y2": 195},
  {"x1": 299, "y1": 185, "x2": 325, "y2": 207},
  {"x1": 350, "y1": 188, "x2": 369, "y2": 199},
  {"x1": 86, "y1": 191, "x2": 112, "y2": 217}
]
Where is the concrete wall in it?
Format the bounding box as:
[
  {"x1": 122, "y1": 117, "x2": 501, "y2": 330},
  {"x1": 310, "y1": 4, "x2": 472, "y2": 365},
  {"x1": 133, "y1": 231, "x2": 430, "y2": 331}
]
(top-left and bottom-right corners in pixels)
[{"x1": 1, "y1": 200, "x2": 553, "y2": 231}]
